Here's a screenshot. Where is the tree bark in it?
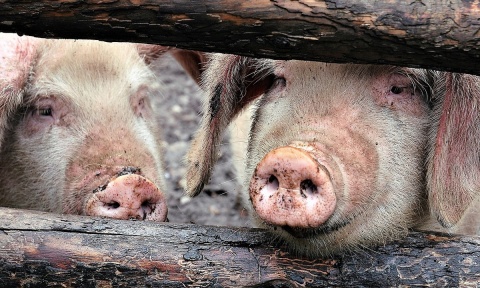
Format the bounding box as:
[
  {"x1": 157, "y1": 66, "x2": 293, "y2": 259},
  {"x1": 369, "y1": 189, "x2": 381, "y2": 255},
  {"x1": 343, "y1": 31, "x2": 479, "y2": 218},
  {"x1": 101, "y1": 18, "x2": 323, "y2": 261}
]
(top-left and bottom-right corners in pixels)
[
  {"x1": 0, "y1": 207, "x2": 478, "y2": 287},
  {"x1": 1, "y1": 1, "x2": 480, "y2": 75}
]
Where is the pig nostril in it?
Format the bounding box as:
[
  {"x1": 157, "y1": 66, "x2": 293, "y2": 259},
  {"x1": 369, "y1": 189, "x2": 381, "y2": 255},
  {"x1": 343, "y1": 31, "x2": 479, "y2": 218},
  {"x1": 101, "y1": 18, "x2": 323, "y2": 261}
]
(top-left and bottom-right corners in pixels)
[
  {"x1": 142, "y1": 200, "x2": 155, "y2": 209},
  {"x1": 140, "y1": 200, "x2": 156, "y2": 220},
  {"x1": 141, "y1": 200, "x2": 151, "y2": 209},
  {"x1": 268, "y1": 175, "x2": 275, "y2": 183},
  {"x1": 267, "y1": 175, "x2": 279, "y2": 190},
  {"x1": 300, "y1": 179, "x2": 317, "y2": 197},
  {"x1": 106, "y1": 201, "x2": 120, "y2": 209}
]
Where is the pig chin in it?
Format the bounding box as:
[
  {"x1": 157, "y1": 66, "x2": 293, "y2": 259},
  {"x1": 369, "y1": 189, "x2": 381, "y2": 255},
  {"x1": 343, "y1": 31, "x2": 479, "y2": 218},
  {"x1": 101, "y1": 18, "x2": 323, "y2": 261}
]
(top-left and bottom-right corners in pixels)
[{"x1": 278, "y1": 215, "x2": 355, "y2": 239}]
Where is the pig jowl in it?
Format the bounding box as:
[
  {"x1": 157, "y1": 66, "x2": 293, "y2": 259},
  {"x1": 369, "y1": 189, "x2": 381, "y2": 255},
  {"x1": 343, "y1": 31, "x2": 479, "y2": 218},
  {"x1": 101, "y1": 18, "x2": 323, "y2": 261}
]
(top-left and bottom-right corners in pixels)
[{"x1": 0, "y1": 34, "x2": 169, "y2": 221}]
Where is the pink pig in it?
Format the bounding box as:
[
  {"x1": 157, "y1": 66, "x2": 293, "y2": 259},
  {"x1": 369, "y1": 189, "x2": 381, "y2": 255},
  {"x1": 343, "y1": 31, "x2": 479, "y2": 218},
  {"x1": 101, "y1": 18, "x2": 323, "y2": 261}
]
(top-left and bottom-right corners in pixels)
[
  {"x1": 0, "y1": 33, "x2": 170, "y2": 221},
  {"x1": 183, "y1": 54, "x2": 480, "y2": 257}
]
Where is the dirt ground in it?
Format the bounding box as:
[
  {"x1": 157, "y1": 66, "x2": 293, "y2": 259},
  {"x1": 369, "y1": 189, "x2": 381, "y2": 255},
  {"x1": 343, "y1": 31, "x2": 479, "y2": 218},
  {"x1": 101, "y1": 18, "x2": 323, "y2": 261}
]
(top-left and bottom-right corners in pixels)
[{"x1": 153, "y1": 55, "x2": 252, "y2": 228}]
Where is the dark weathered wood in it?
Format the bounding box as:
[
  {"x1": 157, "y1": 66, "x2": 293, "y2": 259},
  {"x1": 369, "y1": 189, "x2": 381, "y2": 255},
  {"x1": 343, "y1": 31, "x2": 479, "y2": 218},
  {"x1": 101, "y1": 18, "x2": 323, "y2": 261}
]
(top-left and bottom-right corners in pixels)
[
  {"x1": 0, "y1": 207, "x2": 478, "y2": 287},
  {"x1": 1, "y1": 1, "x2": 480, "y2": 75}
]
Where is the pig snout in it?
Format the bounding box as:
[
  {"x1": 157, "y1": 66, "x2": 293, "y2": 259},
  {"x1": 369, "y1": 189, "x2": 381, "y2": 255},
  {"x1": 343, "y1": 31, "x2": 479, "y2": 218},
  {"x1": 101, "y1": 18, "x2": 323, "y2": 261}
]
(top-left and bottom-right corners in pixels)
[
  {"x1": 85, "y1": 173, "x2": 168, "y2": 221},
  {"x1": 249, "y1": 146, "x2": 337, "y2": 232}
]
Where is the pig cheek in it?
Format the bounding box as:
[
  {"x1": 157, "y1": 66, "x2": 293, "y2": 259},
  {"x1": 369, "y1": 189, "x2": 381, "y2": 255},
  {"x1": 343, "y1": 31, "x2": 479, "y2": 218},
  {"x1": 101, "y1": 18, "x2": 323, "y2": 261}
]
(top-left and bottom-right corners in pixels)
[
  {"x1": 62, "y1": 163, "x2": 91, "y2": 215},
  {"x1": 295, "y1": 115, "x2": 382, "y2": 217},
  {"x1": 333, "y1": 129, "x2": 381, "y2": 215},
  {"x1": 21, "y1": 115, "x2": 54, "y2": 137}
]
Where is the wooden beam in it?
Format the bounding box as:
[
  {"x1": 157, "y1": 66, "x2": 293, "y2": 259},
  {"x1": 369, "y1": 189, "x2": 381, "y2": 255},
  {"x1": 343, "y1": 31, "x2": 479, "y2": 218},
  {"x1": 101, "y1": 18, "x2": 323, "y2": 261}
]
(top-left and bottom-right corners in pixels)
[
  {"x1": 1, "y1": 1, "x2": 480, "y2": 74},
  {"x1": 0, "y1": 207, "x2": 478, "y2": 287}
]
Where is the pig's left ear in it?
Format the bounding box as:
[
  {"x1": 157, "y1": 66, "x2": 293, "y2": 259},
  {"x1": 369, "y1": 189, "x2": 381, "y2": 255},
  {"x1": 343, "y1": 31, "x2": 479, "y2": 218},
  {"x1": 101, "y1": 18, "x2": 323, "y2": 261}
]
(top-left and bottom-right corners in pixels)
[
  {"x1": 0, "y1": 33, "x2": 39, "y2": 150},
  {"x1": 169, "y1": 49, "x2": 207, "y2": 84},
  {"x1": 136, "y1": 44, "x2": 171, "y2": 64},
  {"x1": 137, "y1": 45, "x2": 207, "y2": 84},
  {"x1": 184, "y1": 54, "x2": 273, "y2": 196},
  {"x1": 427, "y1": 72, "x2": 480, "y2": 227}
]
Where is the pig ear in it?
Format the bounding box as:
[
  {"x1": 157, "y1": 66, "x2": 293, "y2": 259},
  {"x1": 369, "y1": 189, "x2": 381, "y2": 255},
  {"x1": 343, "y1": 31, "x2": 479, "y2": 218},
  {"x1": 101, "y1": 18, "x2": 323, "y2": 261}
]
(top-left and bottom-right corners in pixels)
[
  {"x1": 0, "y1": 33, "x2": 39, "y2": 149},
  {"x1": 184, "y1": 55, "x2": 273, "y2": 196},
  {"x1": 136, "y1": 44, "x2": 171, "y2": 64},
  {"x1": 169, "y1": 49, "x2": 207, "y2": 84},
  {"x1": 427, "y1": 72, "x2": 480, "y2": 227}
]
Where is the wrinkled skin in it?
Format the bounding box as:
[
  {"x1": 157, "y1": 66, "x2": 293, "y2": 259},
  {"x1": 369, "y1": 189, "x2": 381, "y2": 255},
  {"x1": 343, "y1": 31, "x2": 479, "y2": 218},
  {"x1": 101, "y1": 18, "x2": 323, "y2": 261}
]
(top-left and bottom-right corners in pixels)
[
  {"x1": 184, "y1": 54, "x2": 480, "y2": 257},
  {"x1": 0, "y1": 34, "x2": 170, "y2": 221}
]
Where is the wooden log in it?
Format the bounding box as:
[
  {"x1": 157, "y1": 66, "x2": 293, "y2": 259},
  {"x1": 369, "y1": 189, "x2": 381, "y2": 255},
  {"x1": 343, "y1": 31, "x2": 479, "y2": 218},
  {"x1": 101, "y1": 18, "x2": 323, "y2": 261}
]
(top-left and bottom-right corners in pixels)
[
  {"x1": 0, "y1": 207, "x2": 478, "y2": 287},
  {"x1": 1, "y1": 1, "x2": 480, "y2": 75}
]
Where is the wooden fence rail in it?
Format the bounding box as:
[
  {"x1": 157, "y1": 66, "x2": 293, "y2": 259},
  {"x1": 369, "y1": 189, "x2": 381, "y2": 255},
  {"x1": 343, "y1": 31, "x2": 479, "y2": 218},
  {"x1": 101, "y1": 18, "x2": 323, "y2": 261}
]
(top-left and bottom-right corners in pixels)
[
  {"x1": 1, "y1": 1, "x2": 480, "y2": 74},
  {"x1": 0, "y1": 208, "x2": 478, "y2": 287}
]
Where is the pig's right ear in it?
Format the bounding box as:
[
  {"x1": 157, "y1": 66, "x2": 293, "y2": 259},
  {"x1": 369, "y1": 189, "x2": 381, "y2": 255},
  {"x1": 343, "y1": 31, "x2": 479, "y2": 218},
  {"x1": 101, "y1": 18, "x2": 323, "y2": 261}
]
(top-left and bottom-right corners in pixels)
[
  {"x1": 0, "y1": 33, "x2": 39, "y2": 149},
  {"x1": 184, "y1": 54, "x2": 273, "y2": 196},
  {"x1": 427, "y1": 72, "x2": 480, "y2": 228}
]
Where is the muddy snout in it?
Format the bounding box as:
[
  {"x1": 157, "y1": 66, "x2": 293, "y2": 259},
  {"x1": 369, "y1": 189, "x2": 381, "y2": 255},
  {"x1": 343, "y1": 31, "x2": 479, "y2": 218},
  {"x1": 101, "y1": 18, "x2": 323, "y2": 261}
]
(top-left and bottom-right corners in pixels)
[
  {"x1": 85, "y1": 173, "x2": 168, "y2": 221},
  {"x1": 249, "y1": 146, "x2": 337, "y2": 231}
]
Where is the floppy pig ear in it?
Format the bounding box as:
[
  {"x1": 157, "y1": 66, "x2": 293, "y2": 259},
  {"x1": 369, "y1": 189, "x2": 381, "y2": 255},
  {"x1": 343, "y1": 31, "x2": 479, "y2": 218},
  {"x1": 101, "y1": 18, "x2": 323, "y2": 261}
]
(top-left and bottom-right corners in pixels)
[
  {"x1": 136, "y1": 44, "x2": 171, "y2": 64},
  {"x1": 0, "y1": 33, "x2": 39, "y2": 149},
  {"x1": 427, "y1": 72, "x2": 480, "y2": 227},
  {"x1": 170, "y1": 49, "x2": 207, "y2": 84},
  {"x1": 184, "y1": 54, "x2": 273, "y2": 196}
]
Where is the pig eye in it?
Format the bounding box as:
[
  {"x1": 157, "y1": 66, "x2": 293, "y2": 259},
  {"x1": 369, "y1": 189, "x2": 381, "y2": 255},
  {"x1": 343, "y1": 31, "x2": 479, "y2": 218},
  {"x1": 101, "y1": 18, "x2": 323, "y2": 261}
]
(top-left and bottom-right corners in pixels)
[
  {"x1": 273, "y1": 77, "x2": 286, "y2": 88},
  {"x1": 131, "y1": 87, "x2": 153, "y2": 118},
  {"x1": 390, "y1": 86, "x2": 404, "y2": 94},
  {"x1": 267, "y1": 76, "x2": 286, "y2": 93},
  {"x1": 30, "y1": 107, "x2": 53, "y2": 118},
  {"x1": 38, "y1": 108, "x2": 53, "y2": 116}
]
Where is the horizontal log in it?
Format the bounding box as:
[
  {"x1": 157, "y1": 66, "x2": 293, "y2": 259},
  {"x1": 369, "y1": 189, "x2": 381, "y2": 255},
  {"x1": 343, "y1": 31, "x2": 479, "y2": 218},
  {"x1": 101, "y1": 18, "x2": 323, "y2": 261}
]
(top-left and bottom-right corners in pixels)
[
  {"x1": 0, "y1": 207, "x2": 478, "y2": 287},
  {"x1": 1, "y1": 1, "x2": 480, "y2": 75}
]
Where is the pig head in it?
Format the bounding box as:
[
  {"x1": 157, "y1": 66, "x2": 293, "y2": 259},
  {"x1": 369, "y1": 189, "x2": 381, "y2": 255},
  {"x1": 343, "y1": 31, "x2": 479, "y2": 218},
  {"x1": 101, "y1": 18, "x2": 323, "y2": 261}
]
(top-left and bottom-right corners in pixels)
[
  {"x1": 184, "y1": 54, "x2": 480, "y2": 256},
  {"x1": 0, "y1": 34, "x2": 169, "y2": 222}
]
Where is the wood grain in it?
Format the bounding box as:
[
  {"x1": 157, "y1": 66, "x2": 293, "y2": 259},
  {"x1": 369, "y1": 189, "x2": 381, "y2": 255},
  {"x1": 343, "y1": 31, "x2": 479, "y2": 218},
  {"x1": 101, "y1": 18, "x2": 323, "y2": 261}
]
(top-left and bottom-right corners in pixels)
[
  {"x1": 1, "y1": 1, "x2": 480, "y2": 74},
  {"x1": 0, "y1": 207, "x2": 478, "y2": 287}
]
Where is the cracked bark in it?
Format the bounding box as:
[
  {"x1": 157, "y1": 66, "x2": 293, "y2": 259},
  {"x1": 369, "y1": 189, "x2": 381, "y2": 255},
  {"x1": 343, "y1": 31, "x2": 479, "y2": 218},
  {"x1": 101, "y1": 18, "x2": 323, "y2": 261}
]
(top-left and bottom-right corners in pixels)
[
  {"x1": 1, "y1": 1, "x2": 480, "y2": 74},
  {"x1": 0, "y1": 207, "x2": 478, "y2": 287}
]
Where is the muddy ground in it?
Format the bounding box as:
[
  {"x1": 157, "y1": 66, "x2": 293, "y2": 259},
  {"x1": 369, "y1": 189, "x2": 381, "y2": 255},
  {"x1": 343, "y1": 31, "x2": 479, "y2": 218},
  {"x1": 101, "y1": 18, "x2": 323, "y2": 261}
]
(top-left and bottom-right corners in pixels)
[{"x1": 153, "y1": 55, "x2": 252, "y2": 228}]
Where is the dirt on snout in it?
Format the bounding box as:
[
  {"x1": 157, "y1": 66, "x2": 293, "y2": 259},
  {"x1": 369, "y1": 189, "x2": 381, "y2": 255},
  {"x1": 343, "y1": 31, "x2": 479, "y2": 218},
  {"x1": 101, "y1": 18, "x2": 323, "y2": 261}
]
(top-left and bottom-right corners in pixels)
[{"x1": 153, "y1": 55, "x2": 252, "y2": 228}]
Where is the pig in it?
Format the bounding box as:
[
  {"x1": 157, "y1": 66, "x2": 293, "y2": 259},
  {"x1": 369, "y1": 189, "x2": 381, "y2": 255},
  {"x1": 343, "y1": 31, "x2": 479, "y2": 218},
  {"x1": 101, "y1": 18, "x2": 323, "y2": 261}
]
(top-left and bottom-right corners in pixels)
[
  {"x1": 183, "y1": 54, "x2": 480, "y2": 257},
  {"x1": 0, "y1": 33, "x2": 171, "y2": 221}
]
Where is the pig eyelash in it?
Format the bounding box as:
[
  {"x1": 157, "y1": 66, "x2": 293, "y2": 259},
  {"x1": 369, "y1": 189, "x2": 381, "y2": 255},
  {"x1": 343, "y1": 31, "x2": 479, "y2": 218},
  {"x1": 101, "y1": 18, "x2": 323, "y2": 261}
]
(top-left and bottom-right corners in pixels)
[
  {"x1": 390, "y1": 82, "x2": 434, "y2": 110},
  {"x1": 389, "y1": 85, "x2": 416, "y2": 99},
  {"x1": 37, "y1": 108, "x2": 53, "y2": 116},
  {"x1": 395, "y1": 70, "x2": 434, "y2": 107},
  {"x1": 389, "y1": 85, "x2": 419, "y2": 97},
  {"x1": 274, "y1": 77, "x2": 286, "y2": 87},
  {"x1": 29, "y1": 107, "x2": 53, "y2": 117},
  {"x1": 264, "y1": 76, "x2": 286, "y2": 95}
]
